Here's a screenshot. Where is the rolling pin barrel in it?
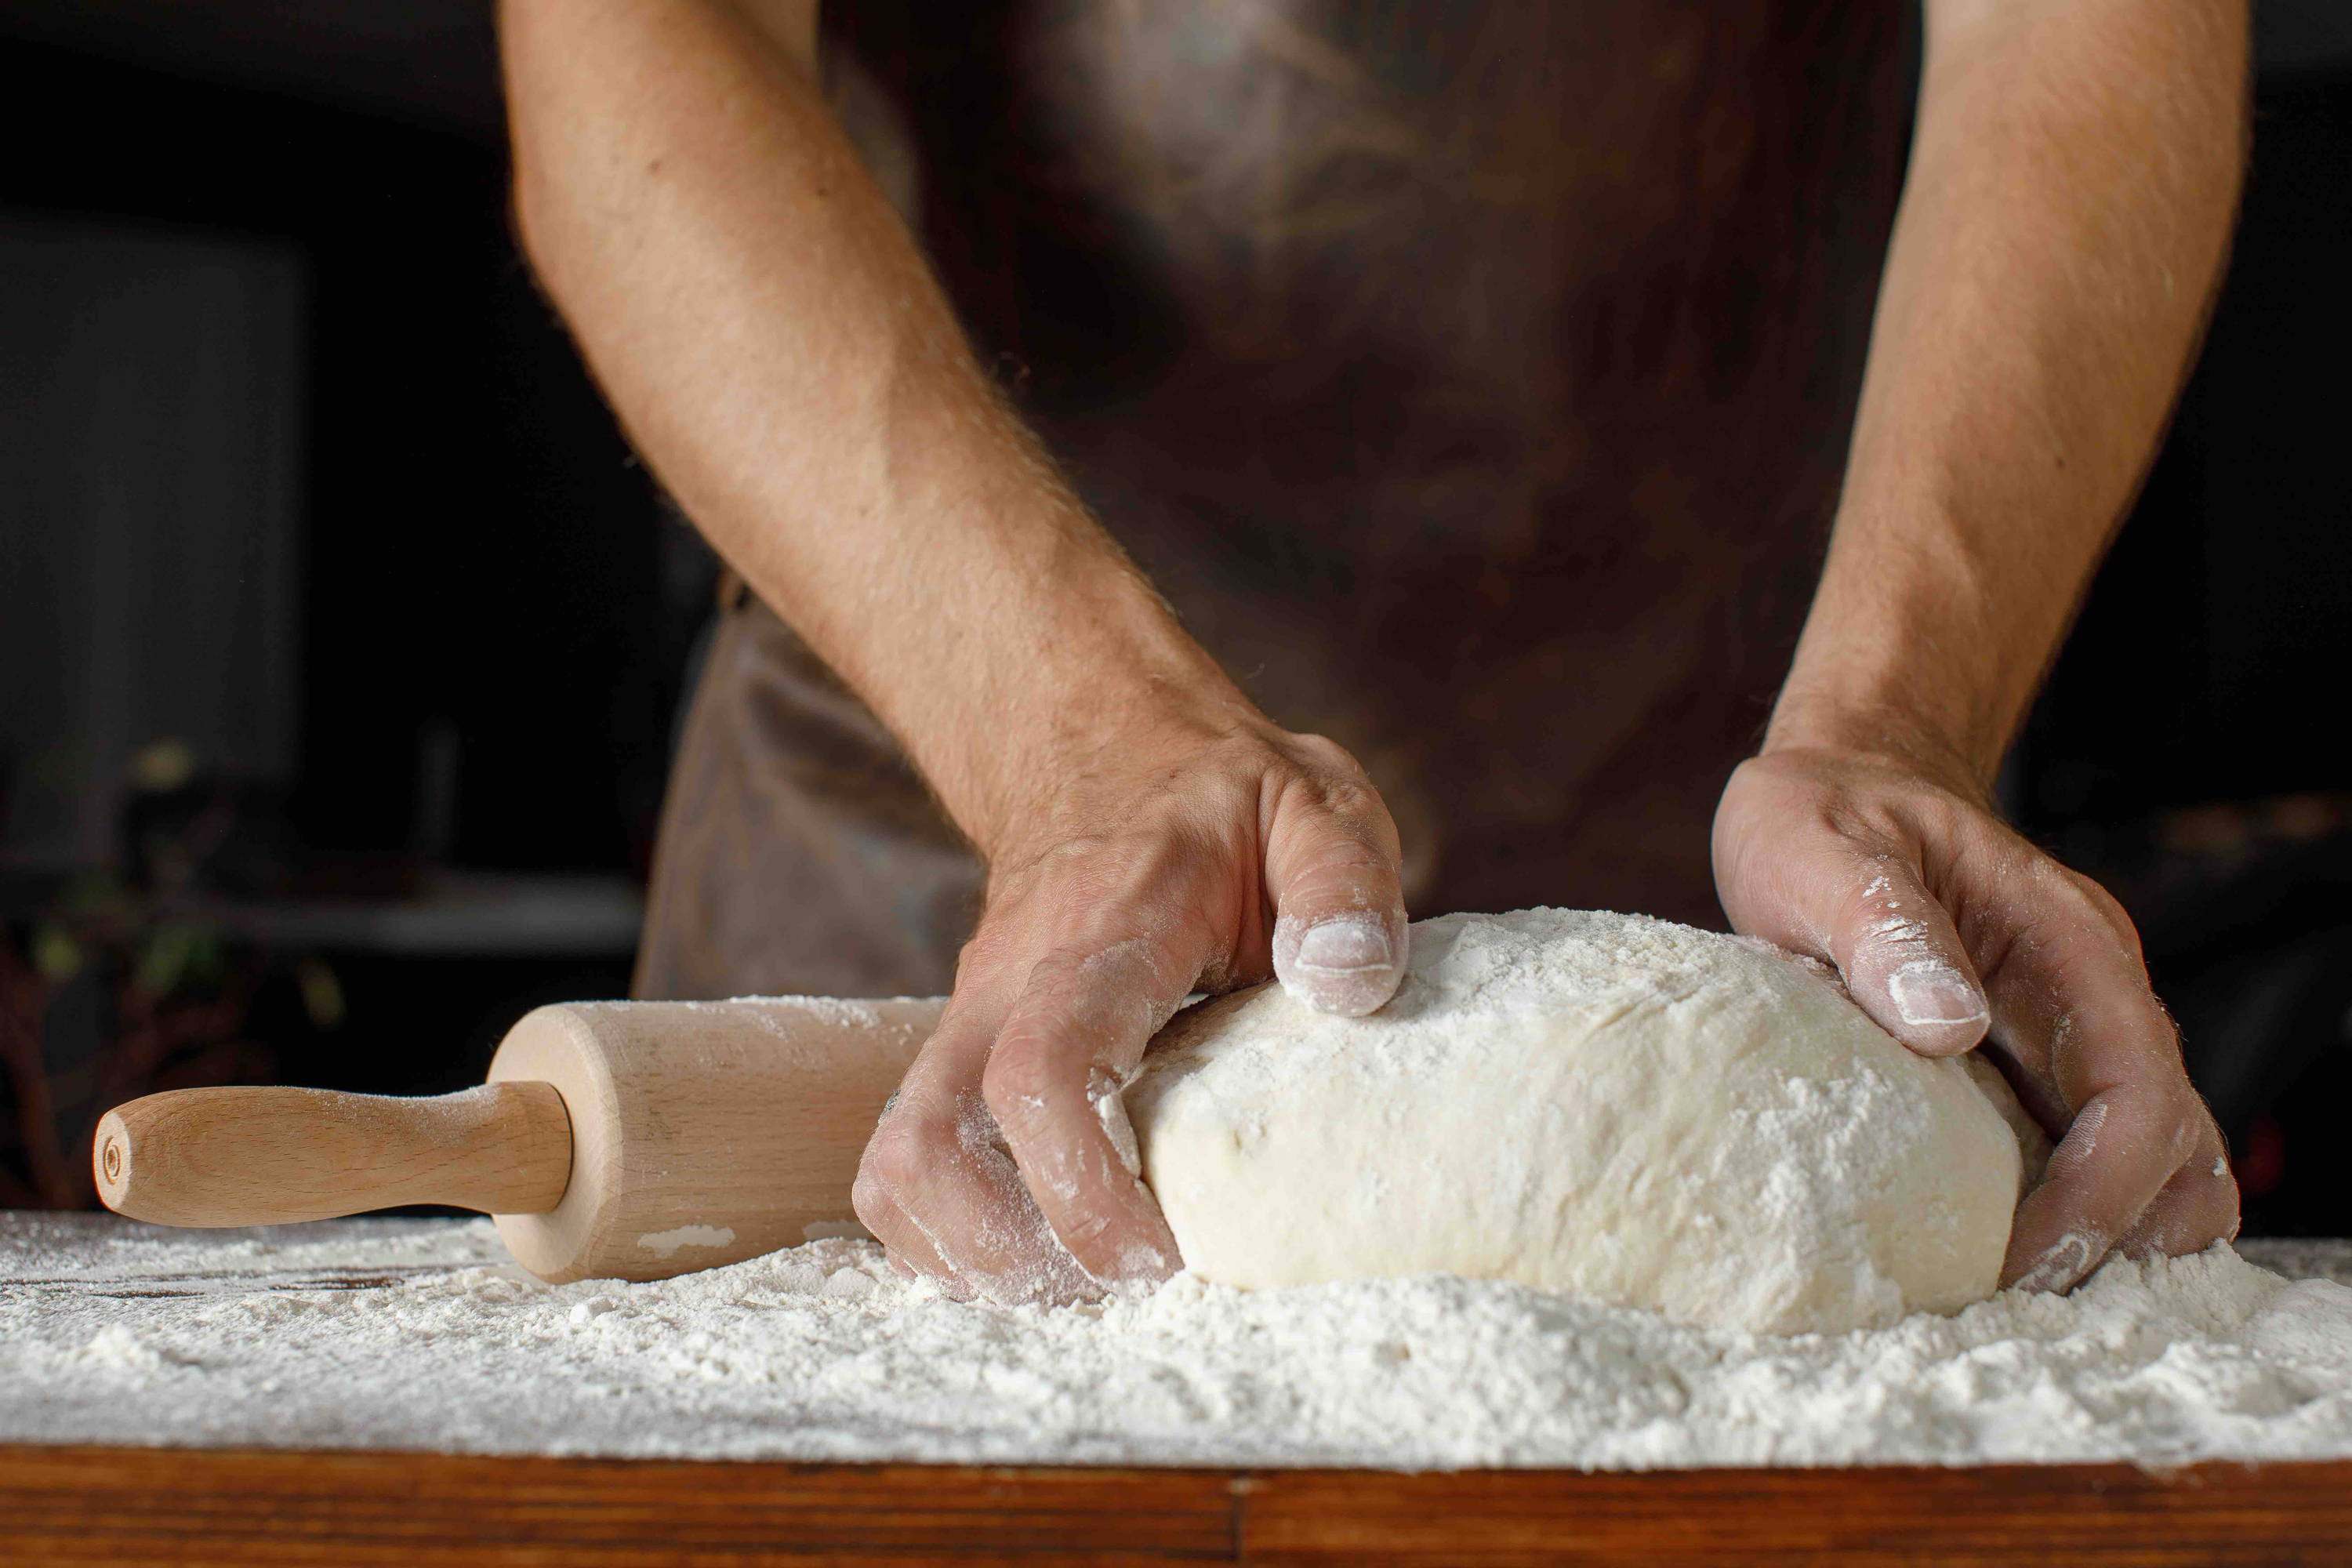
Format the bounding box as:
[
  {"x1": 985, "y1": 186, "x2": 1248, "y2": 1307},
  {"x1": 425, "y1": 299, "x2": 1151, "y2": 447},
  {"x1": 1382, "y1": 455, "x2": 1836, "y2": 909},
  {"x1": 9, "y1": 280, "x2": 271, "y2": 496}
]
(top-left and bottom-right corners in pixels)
[
  {"x1": 485, "y1": 996, "x2": 941, "y2": 1283},
  {"x1": 92, "y1": 996, "x2": 945, "y2": 1285}
]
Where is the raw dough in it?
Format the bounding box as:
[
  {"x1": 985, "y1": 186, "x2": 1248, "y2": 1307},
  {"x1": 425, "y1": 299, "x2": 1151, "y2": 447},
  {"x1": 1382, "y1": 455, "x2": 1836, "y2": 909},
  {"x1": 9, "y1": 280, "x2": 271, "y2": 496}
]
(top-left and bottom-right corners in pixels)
[{"x1": 1127, "y1": 909, "x2": 2040, "y2": 1334}]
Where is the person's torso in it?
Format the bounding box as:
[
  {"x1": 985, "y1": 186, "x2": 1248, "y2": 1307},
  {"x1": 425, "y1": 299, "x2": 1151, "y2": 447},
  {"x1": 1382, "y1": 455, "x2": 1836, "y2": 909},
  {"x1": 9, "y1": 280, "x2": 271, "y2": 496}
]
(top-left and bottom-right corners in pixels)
[{"x1": 826, "y1": 1, "x2": 1911, "y2": 921}]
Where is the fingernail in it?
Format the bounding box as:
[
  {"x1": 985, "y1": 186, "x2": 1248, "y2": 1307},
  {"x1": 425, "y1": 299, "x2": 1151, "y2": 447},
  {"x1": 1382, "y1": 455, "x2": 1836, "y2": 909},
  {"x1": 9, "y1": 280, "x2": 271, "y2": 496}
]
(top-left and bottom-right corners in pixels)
[
  {"x1": 1277, "y1": 914, "x2": 1403, "y2": 1018},
  {"x1": 1887, "y1": 959, "x2": 1988, "y2": 1027},
  {"x1": 1296, "y1": 918, "x2": 1392, "y2": 973},
  {"x1": 2015, "y1": 1231, "x2": 2101, "y2": 1294}
]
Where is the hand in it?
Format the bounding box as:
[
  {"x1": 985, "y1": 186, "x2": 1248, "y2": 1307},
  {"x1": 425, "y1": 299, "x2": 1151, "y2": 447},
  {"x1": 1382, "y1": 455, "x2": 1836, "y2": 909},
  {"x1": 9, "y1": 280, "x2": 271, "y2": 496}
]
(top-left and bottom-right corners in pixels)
[
  {"x1": 851, "y1": 714, "x2": 1410, "y2": 1303},
  {"x1": 1713, "y1": 742, "x2": 2238, "y2": 1293}
]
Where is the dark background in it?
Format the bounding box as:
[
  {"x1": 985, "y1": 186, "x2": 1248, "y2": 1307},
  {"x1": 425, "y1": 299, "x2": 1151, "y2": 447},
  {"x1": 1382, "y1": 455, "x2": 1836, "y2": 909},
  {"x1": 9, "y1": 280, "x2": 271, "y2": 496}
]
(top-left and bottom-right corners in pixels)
[{"x1": 1, "y1": 4, "x2": 2347, "y2": 1233}]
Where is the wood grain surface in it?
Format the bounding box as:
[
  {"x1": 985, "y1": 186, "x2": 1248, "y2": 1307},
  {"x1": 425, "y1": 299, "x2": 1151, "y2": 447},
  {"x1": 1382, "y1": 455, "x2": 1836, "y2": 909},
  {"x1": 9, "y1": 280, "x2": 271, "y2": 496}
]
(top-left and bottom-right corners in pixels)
[
  {"x1": 85, "y1": 998, "x2": 949, "y2": 1283},
  {"x1": 96, "y1": 1083, "x2": 572, "y2": 1227},
  {"x1": 483, "y1": 997, "x2": 942, "y2": 1283},
  {"x1": 3, "y1": 1444, "x2": 2348, "y2": 1565}
]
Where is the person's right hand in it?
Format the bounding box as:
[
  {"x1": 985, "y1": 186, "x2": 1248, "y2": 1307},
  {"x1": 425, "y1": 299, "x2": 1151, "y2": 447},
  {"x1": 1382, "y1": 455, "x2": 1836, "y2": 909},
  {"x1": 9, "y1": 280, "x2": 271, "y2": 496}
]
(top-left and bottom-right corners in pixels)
[{"x1": 851, "y1": 713, "x2": 1410, "y2": 1303}]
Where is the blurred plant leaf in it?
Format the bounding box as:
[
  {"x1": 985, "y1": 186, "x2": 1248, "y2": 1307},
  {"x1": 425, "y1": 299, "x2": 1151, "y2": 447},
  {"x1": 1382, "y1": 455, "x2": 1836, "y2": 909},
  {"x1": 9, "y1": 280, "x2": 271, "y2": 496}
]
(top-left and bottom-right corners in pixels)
[
  {"x1": 135, "y1": 920, "x2": 204, "y2": 999},
  {"x1": 31, "y1": 924, "x2": 82, "y2": 983},
  {"x1": 296, "y1": 957, "x2": 346, "y2": 1030}
]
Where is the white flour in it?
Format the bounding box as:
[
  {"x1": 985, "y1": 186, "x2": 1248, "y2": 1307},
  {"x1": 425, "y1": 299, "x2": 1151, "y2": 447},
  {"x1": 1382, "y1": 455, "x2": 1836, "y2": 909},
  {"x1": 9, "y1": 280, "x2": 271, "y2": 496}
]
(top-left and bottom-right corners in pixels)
[
  {"x1": 1133, "y1": 910, "x2": 2036, "y2": 1332},
  {"x1": 3, "y1": 1215, "x2": 2349, "y2": 1469}
]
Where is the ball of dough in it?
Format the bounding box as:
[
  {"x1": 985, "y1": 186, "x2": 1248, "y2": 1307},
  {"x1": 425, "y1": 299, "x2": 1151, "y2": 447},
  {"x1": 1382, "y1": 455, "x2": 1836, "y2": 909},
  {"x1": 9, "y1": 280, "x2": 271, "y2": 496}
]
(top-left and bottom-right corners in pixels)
[{"x1": 1127, "y1": 909, "x2": 2038, "y2": 1334}]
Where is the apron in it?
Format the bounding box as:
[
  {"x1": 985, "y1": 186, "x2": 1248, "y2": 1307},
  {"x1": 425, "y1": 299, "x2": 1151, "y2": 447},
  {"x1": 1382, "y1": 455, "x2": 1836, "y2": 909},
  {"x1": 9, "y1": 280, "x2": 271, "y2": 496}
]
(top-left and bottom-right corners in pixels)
[{"x1": 634, "y1": 0, "x2": 1911, "y2": 1000}]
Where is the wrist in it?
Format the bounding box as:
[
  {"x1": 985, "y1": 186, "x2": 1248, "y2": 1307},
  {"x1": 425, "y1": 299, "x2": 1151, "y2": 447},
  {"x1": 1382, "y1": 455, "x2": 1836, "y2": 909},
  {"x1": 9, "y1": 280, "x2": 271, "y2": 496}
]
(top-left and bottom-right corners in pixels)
[
  {"x1": 1759, "y1": 688, "x2": 2002, "y2": 808},
  {"x1": 962, "y1": 698, "x2": 1271, "y2": 869},
  {"x1": 1763, "y1": 580, "x2": 2040, "y2": 803},
  {"x1": 918, "y1": 572, "x2": 1267, "y2": 863}
]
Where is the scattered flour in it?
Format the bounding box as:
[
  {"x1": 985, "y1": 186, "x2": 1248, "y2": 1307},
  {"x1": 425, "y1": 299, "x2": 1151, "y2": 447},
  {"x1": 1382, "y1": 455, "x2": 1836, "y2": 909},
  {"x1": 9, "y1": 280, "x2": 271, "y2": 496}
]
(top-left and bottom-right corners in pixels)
[
  {"x1": 3, "y1": 1214, "x2": 2350, "y2": 1470},
  {"x1": 636, "y1": 1225, "x2": 738, "y2": 1259}
]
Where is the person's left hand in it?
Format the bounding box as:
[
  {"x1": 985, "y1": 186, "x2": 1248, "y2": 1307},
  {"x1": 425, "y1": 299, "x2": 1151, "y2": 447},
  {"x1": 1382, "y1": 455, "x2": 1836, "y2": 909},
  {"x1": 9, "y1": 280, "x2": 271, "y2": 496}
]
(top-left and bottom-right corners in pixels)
[{"x1": 1712, "y1": 743, "x2": 2239, "y2": 1293}]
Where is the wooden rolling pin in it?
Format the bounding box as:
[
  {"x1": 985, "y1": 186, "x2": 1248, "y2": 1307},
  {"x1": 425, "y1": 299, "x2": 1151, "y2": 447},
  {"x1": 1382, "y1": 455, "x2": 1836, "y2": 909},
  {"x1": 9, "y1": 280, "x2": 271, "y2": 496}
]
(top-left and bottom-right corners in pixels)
[{"x1": 93, "y1": 997, "x2": 945, "y2": 1283}]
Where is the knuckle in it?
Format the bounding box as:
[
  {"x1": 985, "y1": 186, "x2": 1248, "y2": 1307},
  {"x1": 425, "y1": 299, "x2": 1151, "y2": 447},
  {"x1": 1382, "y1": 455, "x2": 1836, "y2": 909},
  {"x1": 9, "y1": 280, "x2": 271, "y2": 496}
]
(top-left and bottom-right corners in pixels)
[
  {"x1": 856, "y1": 1084, "x2": 974, "y2": 1206},
  {"x1": 2055, "y1": 860, "x2": 2123, "y2": 914},
  {"x1": 856, "y1": 1116, "x2": 927, "y2": 1193},
  {"x1": 1148, "y1": 735, "x2": 1280, "y2": 808},
  {"x1": 1272, "y1": 731, "x2": 1370, "y2": 786},
  {"x1": 849, "y1": 1164, "x2": 900, "y2": 1233},
  {"x1": 1918, "y1": 803, "x2": 1995, "y2": 872},
  {"x1": 1284, "y1": 733, "x2": 1376, "y2": 791},
  {"x1": 2060, "y1": 866, "x2": 2146, "y2": 956},
  {"x1": 2028, "y1": 855, "x2": 2124, "y2": 927},
  {"x1": 1813, "y1": 791, "x2": 1903, "y2": 856},
  {"x1": 952, "y1": 917, "x2": 1029, "y2": 986},
  {"x1": 851, "y1": 1137, "x2": 924, "y2": 1234},
  {"x1": 1310, "y1": 775, "x2": 1383, "y2": 826},
  {"x1": 1286, "y1": 731, "x2": 1352, "y2": 767},
  {"x1": 979, "y1": 1036, "x2": 1059, "y2": 1127},
  {"x1": 1272, "y1": 769, "x2": 1390, "y2": 844}
]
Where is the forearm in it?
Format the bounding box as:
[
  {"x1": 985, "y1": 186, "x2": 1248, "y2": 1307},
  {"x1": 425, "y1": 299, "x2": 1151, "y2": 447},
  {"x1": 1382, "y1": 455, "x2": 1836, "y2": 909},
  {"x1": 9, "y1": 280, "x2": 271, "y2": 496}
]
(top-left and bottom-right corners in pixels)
[
  {"x1": 1770, "y1": 0, "x2": 2247, "y2": 787},
  {"x1": 499, "y1": 0, "x2": 1248, "y2": 855}
]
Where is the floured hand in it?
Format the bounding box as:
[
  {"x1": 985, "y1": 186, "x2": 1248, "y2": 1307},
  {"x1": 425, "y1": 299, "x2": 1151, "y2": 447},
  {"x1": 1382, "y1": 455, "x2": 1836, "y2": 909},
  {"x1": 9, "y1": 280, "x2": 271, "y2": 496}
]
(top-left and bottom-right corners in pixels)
[
  {"x1": 1714, "y1": 745, "x2": 2239, "y2": 1294},
  {"x1": 852, "y1": 718, "x2": 1410, "y2": 1303}
]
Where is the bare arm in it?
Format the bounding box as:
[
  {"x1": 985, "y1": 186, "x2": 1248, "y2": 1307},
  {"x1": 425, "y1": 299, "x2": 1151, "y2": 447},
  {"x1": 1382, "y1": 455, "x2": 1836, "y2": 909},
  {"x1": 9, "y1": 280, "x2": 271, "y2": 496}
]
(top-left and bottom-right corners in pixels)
[
  {"x1": 1774, "y1": 0, "x2": 2246, "y2": 771},
  {"x1": 1719, "y1": 0, "x2": 2248, "y2": 1288},
  {"x1": 503, "y1": 0, "x2": 1222, "y2": 849},
  {"x1": 499, "y1": 0, "x2": 1409, "y2": 1300}
]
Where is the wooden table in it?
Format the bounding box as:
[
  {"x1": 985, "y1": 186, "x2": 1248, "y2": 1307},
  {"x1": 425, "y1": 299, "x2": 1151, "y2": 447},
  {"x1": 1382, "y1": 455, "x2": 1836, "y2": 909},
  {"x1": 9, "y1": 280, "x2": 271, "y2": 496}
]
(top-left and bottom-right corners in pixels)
[
  {"x1": 6, "y1": 1218, "x2": 2349, "y2": 1564},
  {"x1": 7, "y1": 1443, "x2": 2350, "y2": 1563}
]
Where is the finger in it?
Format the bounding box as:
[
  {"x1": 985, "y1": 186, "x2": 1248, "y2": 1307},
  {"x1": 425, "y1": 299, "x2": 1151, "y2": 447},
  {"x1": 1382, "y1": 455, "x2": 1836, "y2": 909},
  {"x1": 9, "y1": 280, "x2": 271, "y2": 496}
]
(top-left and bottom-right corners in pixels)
[
  {"x1": 983, "y1": 932, "x2": 1196, "y2": 1289},
  {"x1": 1264, "y1": 759, "x2": 1409, "y2": 1018},
  {"x1": 2114, "y1": 1100, "x2": 2240, "y2": 1260},
  {"x1": 854, "y1": 982, "x2": 1000, "y2": 1287},
  {"x1": 853, "y1": 985, "x2": 1094, "y2": 1304},
  {"x1": 2001, "y1": 1080, "x2": 2196, "y2": 1291},
  {"x1": 1980, "y1": 864, "x2": 2209, "y2": 1290},
  {"x1": 860, "y1": 1094, "x2": 1097, "y2": 1303},
  {"x1": 851, "y1": 1029, "x2": 991, "y2": 1295},
  {"x1": 1722, "y1": 823, "x2": 1988, "y2": 1057}
]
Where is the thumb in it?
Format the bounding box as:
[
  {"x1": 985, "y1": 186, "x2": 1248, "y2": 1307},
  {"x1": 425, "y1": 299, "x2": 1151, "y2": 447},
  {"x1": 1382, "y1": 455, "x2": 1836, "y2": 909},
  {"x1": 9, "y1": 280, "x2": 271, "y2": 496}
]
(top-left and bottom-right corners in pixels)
[
  {"x1": 1263, "y1": 775, "x2": 1410, "y2": 1018},
  {"x1": 1733, "y1": 837, "x2": 1990, "y2": 1058}
]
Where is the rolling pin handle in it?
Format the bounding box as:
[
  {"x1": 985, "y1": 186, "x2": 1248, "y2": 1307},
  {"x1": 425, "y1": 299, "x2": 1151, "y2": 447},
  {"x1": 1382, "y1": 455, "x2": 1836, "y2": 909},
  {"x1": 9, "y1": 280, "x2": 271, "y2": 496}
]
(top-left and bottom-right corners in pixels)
[{"x1": 93, "y1": 1083, "x2": 573, "y2": 1227}]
